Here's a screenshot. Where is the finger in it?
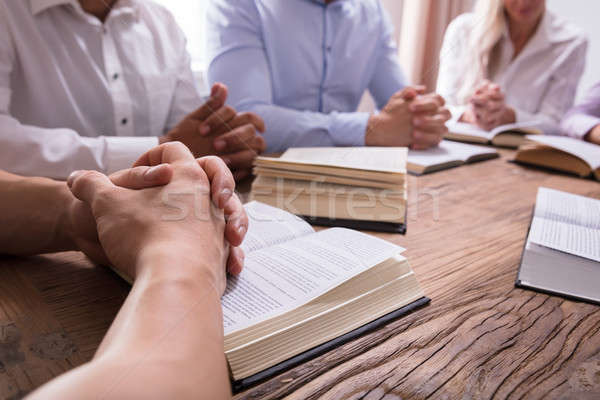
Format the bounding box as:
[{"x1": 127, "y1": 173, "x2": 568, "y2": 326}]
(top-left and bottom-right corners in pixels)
[
  {"x1": 227, "y1": 246, "x2": 245, "y2": 276},
  {"x1": 413, "y1": 85, "x2": 427, "y2": 95},
  {"x1": 221, "y1": 150, "x2": 259, "y2": 171},
  {"x1": 412, "y1": 130, "x2": 444, "y2": 149},
  {"x1": 393, "y1": 87, "x2": 417, "y2": 101},
  {"x1": 186, "y1": 83, "x2": 228, "y2": 123},
  {"x1": 485, "y1": 100, "x2": 505, "y2": 113},
  {"x1": 201, "y1": 105, "x2": 237, "y2": 134},
  {"x1": 109, "y1": 164, "x2": 173, "y2": 190},
  {"x1": 409, "y1": 98, "x2": 439, "y2": 114},
  {"x1": 196, "y1": 156, "x2": 235, "y2": 208},
  {"x1": 486, "y1": 90, "x2": 504, "y2": 102},
  {"x1": 211, "y1": 112, "x2": 266, "y2": 137},
  {"x1": 67, "y1": 170, "x2": 116, "y2": 206},
  {"x1": 213, "y1": 125, "x2": 257, "y2": 154},
  {"x1": 233, "y1": 169, "x2": 251, "y2": 182},
  {"x1": 413, "y1": 114, "x2": 450, "y2": 131},
  {"x1": 133, "y1": 142, "x2": 196, "y2": 167},
  {"x1": 224, "y1": 193, "x2": 248, "y2": 247}
]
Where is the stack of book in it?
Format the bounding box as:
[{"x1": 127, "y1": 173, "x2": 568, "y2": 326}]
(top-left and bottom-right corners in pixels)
[{"x1": 250, "y1": 147, "x2": 408, "y2": 233}]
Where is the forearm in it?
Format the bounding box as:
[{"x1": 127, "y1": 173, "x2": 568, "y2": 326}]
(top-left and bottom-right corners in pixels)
[
  {"x1": 244, "y1": 103, "x2": 368, "y2": 152},
  {"x1": 29, "y1": 250, "x2": 230, "y2": 399},
  {"x1": 0, "y1": 172, "x2": 74, "y2": 255}
]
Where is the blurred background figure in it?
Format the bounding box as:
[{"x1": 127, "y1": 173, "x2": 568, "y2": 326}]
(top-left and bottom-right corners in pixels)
[
  {"x1": 437, "y1": 0, "x2": 587, "y2": 133},
  {"x1": 561, "y1": 82, "x2": 600, "y2": 145},
  {"x1": 206, "y1": 0, "x2": 451, "y2": 152}
]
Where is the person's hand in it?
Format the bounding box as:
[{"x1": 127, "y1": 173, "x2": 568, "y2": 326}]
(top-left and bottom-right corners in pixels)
[
  {"x1": 365, "y1": 87, "x2": 414, "y2": 147},
  {"x1": 366, "y1": 87, "x2": 450, "y2": 150},
  {"x1": 66, "y1": 143, "x2": 247, "y2": 287},
  {"x1": 584, "y1": 124, "x2": 600, "y2": 145},
  {"x1": 160, "y1": 83, "x2": 266, "y2": 181},
  {"x1": 465, "y1": 81, "x2": 515, "y2": 130},
  {"x1": 407, "y1": 91, "x2": 451, "y2": 150},
  {"x1": 214, "y1": 111, "x2": 266, "y2": 181}
]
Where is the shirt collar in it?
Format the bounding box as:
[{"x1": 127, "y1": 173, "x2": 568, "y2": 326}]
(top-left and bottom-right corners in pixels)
[
  {"x1": 30, "y1": 0, "x2": 139, "y2": 19},
  {"x1": 30, "y1": 0, "x2": 76, "y2": 15}
]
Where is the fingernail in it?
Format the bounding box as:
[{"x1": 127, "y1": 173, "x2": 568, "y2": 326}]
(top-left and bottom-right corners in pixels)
[
  {"x1": 214, "y1": 139, "x2": 226, "y2": 152},
  {"x1": 199, "y1": 124, "x2": 210, "y2": 135},
  {"x1": 219, "y1": 188, "x2": 232, "y2": 208},
  {"x1": 237, "y1": 224, "x2": 247, "y2": 237},
  {"x1": 67, "y1": 170, "x2": 83, "y2": 188},
  {"x1": 144, "y1": 164, "x2": 167, "y2": 181}
]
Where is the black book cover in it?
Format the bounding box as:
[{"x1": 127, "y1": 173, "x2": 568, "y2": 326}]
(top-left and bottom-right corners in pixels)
[{"x1": 231, "y1": 296, "x2": 430, "y2": 393}]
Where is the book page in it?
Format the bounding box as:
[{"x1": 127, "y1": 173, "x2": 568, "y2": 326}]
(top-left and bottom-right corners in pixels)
[
  {"x1": 240, "y1": 202, "x2": 315, "y2": 254},
  {"x1": 448, "y1": 121, "x2": 541, "y2": 140},
  {"x1": 222, "y1": 227, "x2": 405, "y2": 335},
  {"x1": 408, "y1": 140, "x2": 497, "y2": 167},
  {"x1": 529, "y1": 188, "x2": 600, "y2": 262},
  {"x1": 490, "y1": 121, "x2": 542, "y2": 137},
  {"x1": 447, "y1": 122, "x2": 492, "y2": 140},
  {"x1": 526, "y1": 135, "x2": 600, "y2": 170},
  {"x1": 277, "y1": 147, "x2": 407, "y2": 173}
]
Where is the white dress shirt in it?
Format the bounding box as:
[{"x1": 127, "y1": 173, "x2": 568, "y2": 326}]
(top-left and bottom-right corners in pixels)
[
  {"x1": 0, "y1": 0, "x2": 202, "y2": 179},
  {"x1": 437, "y1": 11, "x2": 588, "y2": 134}
]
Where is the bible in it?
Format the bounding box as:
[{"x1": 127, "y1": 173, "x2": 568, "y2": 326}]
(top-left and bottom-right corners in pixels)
[
  {"x1": 227, "y1": 201, "x2": 428, "y2": 389},
  {"x1": 250, "y1": 147, "x2": 408, "y2": 233},
  {"x1": 514, "y1": 135, "x2": 600, "y2": 180},
  {"x1": 516, "y1": 188, "x2": 600, "y2": 304},
  {"x1": 407, "y1": 140, "x2": 499, "y2": 175},
  {"x1": 446, "y1": 121, "x2": 541, "y2": 148}
]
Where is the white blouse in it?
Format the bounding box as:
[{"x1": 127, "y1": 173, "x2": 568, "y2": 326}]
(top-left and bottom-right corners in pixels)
[{"x1": 436, "y1": 11, "x2": 588, "y2": 134}]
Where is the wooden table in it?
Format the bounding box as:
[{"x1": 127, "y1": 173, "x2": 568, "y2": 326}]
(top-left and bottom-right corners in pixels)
[{"x1": 1, "y1": 150, "x2": 599, "y2": 399}]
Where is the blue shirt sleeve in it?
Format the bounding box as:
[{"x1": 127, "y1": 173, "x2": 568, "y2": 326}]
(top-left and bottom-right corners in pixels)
[
  {"x1": 367, "y1": 2, "x2": 406, "y2": 110},
  {"x1": 206, "y1": 0, "x2": 369, "y2": 153}
]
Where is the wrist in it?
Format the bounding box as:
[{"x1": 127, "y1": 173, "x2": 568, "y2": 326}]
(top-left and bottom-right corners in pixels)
[
  {"x1": 365, "y1": 114, "x2": 379, "y2": 146},
  {"x1": 54, "y1": 182, "x2": 81, "y2": 252},
  {"x1": 501, "y1": 106, "x2": 516, "y2": 124},
  {"x1": 135, "y1": 243, "x2": 223, "y2": 291}
]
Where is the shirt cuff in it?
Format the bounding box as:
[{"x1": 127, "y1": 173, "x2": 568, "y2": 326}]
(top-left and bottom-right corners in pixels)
[
  {"x1": 330, "y1": 112, "x2": 369, "y2": 146},
  {"x1": 561, "y1": 114, "x2": 600, "y2": 139},
  {"x1": 104, "y1": 136, "x2": 159, "y2": 174}
]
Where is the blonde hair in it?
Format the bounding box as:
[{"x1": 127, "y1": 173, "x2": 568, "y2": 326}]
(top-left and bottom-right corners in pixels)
[{"x1": 458, "y1": 0, "x2": 507, "y2": 103}]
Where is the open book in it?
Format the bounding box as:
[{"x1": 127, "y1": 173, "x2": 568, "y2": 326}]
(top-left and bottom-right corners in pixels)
[
  {"x1": 226, "y1": 201, "x2": 427, "y2": 389},
  {"x1": 251, "y1": 147, "x2": 408, "y2": 233},
  {"x1": 514, "y1": 135, "x2": 600, "y2": 180},
  {"x1": 446, "y1": 121, "x2": 542, "y2": 148},
  {"x1": 516, "y1": 188, "x2": 600, "y2": 304},
  {"x1": 407, "y1": 140, "x2": 499, "y2": 175}
]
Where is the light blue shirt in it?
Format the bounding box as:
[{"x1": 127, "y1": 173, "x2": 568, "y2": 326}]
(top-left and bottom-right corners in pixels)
[{"x1": 207, "y1": 0, "x2": 406, "y2": 152}]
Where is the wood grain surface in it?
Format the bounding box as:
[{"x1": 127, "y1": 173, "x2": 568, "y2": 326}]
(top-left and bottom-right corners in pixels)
[{"x1": 1, "y1": 150, "x2": 599, "y2": 399}]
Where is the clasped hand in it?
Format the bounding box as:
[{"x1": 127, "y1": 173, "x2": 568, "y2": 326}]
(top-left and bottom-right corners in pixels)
[
  {"x1": 366, "y1": 86, "x2": 451, "y2": 150},
  {"x1": 65, "y1": 142, "x2": 247, "y2": 295}
]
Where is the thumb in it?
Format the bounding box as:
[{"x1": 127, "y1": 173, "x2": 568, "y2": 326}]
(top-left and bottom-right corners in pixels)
[
  {"x1": 399, "y1": 87, "x2": 417, "y2": 101},
  {"x1": 67, "y1": 170, "x2": 116, "y2": 206}
]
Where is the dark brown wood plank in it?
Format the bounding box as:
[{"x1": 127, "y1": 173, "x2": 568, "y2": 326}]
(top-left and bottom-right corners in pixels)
[{"x1": 0, "y1": 150, "x2": 599, "y2": 399}]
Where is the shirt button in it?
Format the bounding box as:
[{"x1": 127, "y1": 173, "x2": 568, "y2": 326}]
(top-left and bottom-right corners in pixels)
[
  {"x1": 327, "y1": 46, "x2": 332, "y2": 52},
  {"x1": 121, "y1": 118, "x2": 128, "y2": 125},
  {"x1": 112, "y1": 73, "x2": 119, "y2": 80}
]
